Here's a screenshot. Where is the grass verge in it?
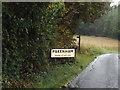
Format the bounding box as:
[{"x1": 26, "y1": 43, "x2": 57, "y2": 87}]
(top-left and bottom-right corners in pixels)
[
  {"x1": 34, "y1": 54, "x2": 94, "y2": 88},
  {"x1": 33, "y1": 44, "x2": 117, "y2": 88}
]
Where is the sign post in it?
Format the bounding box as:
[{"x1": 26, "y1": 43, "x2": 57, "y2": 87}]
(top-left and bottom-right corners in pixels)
[{"x1": 77, "y1": 35, "x2": 81, "y2": 51}]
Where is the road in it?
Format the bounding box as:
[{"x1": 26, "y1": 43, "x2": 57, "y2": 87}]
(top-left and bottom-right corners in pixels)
[{"x1": 67, "y1": 54, "x2": 119, "y2": 88}]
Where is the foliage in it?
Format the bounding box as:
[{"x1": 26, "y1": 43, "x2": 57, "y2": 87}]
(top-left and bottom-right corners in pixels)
[
  {"x1": 57, "y1": 2, "x2": 110, "y2": 47},
  {"x1": 2, "y1": 2, "x2": 66, "y2": 88},
  {"x1": 76, "y1": 6, "x2": 119, "y2": 40},
  {"x1": 2, "y1": 2, "x2": 110, "y2": 88}
]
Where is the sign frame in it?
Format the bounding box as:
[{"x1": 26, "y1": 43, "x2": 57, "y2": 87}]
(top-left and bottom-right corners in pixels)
[{"x1": 51, "y1": 48, "x2": 76, "y2": 58}]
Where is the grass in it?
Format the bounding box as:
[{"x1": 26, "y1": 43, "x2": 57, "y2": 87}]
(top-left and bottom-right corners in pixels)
[
  {"x1": 34, "y1": 64, "x2": 81, "y2": 88},
  {"x1": 34, "y1": 53, "x2": 96, "y2": 88},
  {"x1": 75, "y1": 35, "x2": 119, "y2": 51},
  {"x1": 33, "y1": 35, "x2": 118, "y2": 88}
]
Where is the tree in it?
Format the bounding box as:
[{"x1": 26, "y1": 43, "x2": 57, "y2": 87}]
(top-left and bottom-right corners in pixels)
[
  {"x1": 76, "y1": 6, "x2": 119, "y2": 40},
  {"x1": 57, "y1": 2, "x2": 110, "y2": 48}
]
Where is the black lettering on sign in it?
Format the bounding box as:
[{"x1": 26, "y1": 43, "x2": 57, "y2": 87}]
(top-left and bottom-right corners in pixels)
[{"x1": 52, "y1": 49, "x2": 74, "y2": 53}]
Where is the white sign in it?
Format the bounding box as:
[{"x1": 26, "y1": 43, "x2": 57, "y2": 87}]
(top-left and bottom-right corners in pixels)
[{"x1": 51, "y1": 49, "x2": 75, "y2": 58}]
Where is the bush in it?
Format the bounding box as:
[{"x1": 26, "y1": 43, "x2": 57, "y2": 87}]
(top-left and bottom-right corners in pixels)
[{"x1": 2, "y1": 2, "x2": 67, "y2": 87}]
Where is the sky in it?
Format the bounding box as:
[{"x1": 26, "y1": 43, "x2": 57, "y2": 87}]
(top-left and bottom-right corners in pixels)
[{"x1": 110, "y1": 0, "x2": 120, "y2": 6}]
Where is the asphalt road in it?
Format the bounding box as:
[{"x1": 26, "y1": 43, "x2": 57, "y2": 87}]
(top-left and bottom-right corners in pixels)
[{"x1": 67, "y1": 54, "x2": 119, "y2": 88}]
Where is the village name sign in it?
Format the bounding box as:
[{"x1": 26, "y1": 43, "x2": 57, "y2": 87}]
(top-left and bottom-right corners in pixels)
[{"x1": 51, "y1": 49, "x2": 75, "y2": 58}]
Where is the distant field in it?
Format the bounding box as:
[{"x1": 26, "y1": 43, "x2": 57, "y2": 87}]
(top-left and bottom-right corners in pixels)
[{"x1": 74, "y1": 36, "x2": 119, "y2": 51}]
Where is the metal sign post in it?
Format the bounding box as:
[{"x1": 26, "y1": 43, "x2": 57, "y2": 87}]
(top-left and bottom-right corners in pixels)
[{"x1": 77, "y1": 35, "x2": 81, "y2": 51}]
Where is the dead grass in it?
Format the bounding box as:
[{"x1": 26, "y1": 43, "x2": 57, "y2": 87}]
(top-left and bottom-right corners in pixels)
[{"x1": 74, "y1": 36, "x2": 119, "y2": 51}]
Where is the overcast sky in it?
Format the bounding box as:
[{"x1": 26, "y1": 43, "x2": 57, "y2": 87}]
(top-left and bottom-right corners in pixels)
[{"x1": 110, "y1": 0, "x2": 120, "y2": 6}]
